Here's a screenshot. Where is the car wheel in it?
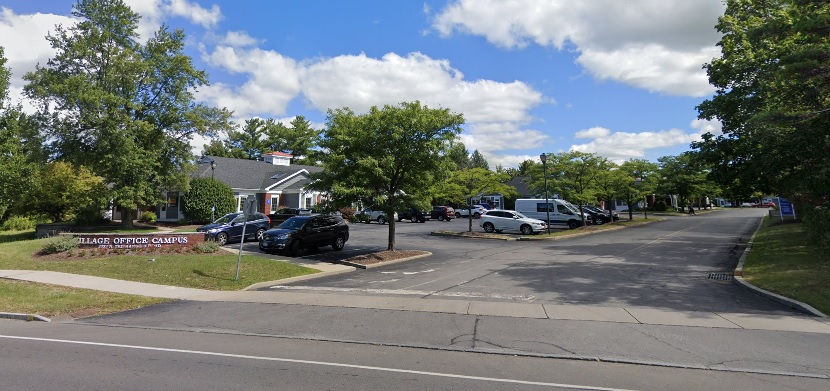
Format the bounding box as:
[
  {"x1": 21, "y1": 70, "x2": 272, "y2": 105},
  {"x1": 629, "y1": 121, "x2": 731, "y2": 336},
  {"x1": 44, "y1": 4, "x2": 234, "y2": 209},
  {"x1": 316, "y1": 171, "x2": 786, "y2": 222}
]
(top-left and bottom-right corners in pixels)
[
  {"x1": 455, "y1": 212, "x2": 461, "y2": 218},
  {"x1": 520, "y1": 224, "x2": 533, "y2": 235},
  {"x1": 289, "y1": 240, "x2": 302, "y2": 257},
  {"x1": 473, "y1": 212, "x2": 480, "y2": 219},
  {"x1": 438, "y1": 215, "x2": 445, "y2": 221},
  {"x1": 331, "y1": 235, "x2": 346, "y2": 251},
  {"x1": 255, "y1": 228, "x2": 266, "y2": 241},
  {"x1": 410, "y1": 216, "x2": 418, "y2": 223},
  {"x1": 215, "y1": 232, "x2": 228, "y2": 245},
  {"x1": 377, "y1": 216, "x2": 386, "y2": 224},
  {"x1": 483, "y1": 222, "x2": 495, "y2": 233},
  {"x1": 567, "y1": 220, "x2": 580, "y2": 229},
  {"x1": 593, "y1": 218, "x2": 603, "y2": 225}
]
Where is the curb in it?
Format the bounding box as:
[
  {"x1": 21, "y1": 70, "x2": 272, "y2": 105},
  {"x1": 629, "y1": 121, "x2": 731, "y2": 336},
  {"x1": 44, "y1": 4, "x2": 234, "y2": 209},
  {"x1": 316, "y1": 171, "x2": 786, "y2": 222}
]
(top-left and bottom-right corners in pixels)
[
  {"x1": 242, "y1": 267, "x2": 356, "y2": 291},
  {"x1": 733, "y1": 218, "x2": 828, "y2": 318},
  {"x1": 0, "y1": 312, "x2": 51, "y2": 322},
  {"x1": 336, "y1": 252, "x2": 433, "y2": 269}
]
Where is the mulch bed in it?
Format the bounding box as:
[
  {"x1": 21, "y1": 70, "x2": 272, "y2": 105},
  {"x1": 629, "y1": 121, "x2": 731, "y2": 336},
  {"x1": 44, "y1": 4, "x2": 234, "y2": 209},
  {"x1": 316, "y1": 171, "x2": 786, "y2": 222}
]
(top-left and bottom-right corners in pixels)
[{"x1": 341, "y1": 250, "x2": 430, "y2": 266}]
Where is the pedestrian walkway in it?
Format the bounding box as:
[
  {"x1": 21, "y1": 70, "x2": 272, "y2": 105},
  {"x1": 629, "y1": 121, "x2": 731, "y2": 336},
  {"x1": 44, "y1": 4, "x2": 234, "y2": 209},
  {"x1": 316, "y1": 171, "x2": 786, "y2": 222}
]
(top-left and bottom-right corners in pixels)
[{"x1": 2, "y1": 269, "x2": 829, "y2": 333}]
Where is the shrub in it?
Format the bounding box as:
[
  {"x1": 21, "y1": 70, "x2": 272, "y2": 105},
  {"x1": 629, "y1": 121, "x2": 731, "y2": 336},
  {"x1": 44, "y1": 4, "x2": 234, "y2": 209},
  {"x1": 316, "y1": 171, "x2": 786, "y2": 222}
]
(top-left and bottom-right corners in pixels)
[
  {"x1": 339, "y1": 207, "x2": 356, "y2": 221},
  {"x1": 1, "y1": 216, "x2": 36, "y2": 231},
  {"x1": 182, "y1": 178, "x2": 236, "y2": 224},
  {"x1": 652, "y1": 200, "x2": 668, "y2": 212},
  {"x1": 41, "y1": 235, "x2": 79, "y2": 254},
  {"x1": 75, "y1": 205, "x2": 107, "y2": 226},
  {"x1": 195, "y1": 240, "x2": 220, "y2": 253},
  {"x1": 803, "y1": 204, "x2": 830, "y2": 248},
  {"x1": 138, "y1": 211, "x2": 157, "y2": 223}
]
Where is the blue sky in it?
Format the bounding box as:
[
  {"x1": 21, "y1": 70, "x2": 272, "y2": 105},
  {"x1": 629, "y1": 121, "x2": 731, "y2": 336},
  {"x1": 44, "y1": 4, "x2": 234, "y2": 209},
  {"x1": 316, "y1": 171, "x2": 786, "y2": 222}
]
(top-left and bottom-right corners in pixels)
[{"x1": 0, "y1": 0, "x2": 726, "y2": 168}]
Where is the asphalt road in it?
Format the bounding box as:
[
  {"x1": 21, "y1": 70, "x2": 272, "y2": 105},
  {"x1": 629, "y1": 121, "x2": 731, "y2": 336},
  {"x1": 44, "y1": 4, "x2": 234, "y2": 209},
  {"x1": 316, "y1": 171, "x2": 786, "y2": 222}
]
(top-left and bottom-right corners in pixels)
[
  {"x1": 263, "y1": 208, "x2": 797, "y2": 314},
  {"x1": 2, "y1": 321, "x2": 827, "y2": 391}
]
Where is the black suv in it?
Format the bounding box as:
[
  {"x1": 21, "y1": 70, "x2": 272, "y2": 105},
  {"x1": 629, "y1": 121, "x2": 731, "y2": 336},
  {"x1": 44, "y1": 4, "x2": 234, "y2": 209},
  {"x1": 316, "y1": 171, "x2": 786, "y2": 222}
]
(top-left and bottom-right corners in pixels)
[
  {"x1": 259, "y1": 214, "x2": 349, "y2": 256},
  {"x1": 196, "y1": 212, "x2": 271, "y2": 245},
  {"x1": 397, "y1": 207, "x2": 430, "y2": 223},
  {"x1": 580, "y1": 205, "x2": 612, "y2": 225},
  {"x1": 267, "y1": 207, "x2": 312, "y2": 227}
]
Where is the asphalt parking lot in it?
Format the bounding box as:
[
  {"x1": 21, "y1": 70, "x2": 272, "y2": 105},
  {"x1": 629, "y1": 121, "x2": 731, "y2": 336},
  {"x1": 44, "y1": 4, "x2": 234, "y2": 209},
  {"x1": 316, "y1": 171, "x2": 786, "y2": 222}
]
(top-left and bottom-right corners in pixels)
[{"x1": 240, "y1": 210, "x2": 801, "y2": 315}]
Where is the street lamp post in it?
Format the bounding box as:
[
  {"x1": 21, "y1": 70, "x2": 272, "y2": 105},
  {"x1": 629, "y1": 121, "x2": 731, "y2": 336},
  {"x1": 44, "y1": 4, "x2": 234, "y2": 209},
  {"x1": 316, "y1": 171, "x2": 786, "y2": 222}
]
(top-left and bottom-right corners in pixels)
[
  {"x1": 210, "y1": 160, "x2": 217, "y2": 222},
  {"x1": 540, "y1": 153, "x2": 550, "y2": 235}
]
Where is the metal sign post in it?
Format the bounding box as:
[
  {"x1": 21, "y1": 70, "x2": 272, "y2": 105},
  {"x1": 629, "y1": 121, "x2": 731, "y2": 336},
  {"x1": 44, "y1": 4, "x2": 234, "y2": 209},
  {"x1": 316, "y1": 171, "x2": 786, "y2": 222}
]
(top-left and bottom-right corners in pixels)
[{"x1": 236, "y1": 197, "x2": 257, "y2": 281}]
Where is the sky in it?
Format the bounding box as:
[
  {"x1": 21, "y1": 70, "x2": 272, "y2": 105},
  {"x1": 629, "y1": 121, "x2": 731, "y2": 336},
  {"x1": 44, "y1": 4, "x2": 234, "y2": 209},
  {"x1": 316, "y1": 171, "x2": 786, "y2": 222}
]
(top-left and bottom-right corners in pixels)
[{"x1": 0, "y1": 0, "x2": 726, "y2": 168}]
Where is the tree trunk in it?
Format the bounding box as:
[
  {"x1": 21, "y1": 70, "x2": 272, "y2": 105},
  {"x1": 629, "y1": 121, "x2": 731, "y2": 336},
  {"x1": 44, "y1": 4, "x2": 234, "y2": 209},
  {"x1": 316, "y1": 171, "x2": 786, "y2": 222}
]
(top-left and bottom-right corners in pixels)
[
  {"x1": 120, "y1": 207, "x2": 134, "y2": 229},
  {"x1": 387, "y1": 218, "x2": 396, "y2": 251}
]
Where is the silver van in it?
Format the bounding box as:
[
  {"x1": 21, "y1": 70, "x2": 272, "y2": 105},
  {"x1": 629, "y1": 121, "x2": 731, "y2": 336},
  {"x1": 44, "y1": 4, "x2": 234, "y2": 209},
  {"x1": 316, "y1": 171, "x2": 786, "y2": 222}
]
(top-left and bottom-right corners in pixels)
[{"x1": 514, "y1": 198, "x2": 585, "y2": 229}]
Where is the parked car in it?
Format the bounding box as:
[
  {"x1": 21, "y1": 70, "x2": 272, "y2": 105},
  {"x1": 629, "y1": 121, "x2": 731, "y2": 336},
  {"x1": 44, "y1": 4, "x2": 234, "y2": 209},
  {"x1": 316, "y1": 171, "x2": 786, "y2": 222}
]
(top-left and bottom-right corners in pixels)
[
  {"x1": 581, "y1": 205, "x2": 613, "y2": 225},
  {"x1": 480, "y1": 210, "x2": 548, "y2": 235},
  {"x1": 267, "y1": 207, "x2": 313, "y2": 227},
  {"x1": 196, "y1": 212, "x2": 271, "y2": 245},
  {"x1": 259, "y1": 214, "x2": 349, "y2": 256},
  {"x1": 753, "y1": 201, "x2": 776, "y2": 208},
  {"x1": 397, "y1": 208, "x2": 430, "y2": 223},
  {"x1": 514, "y1": 198, "x2": 584, "y2": 229},
  {"x1": 740, "y1": 202, "x2": 754, "y2": 207},
  {"x1": 356, "y1": 208, "x2": 397, "y2": 224},
  {"x1": 455, "y1": 204, "x2": 488, "y2": 219},
  {"x1": 430, "y1": 206, "x2": 455, "y2": 221}
]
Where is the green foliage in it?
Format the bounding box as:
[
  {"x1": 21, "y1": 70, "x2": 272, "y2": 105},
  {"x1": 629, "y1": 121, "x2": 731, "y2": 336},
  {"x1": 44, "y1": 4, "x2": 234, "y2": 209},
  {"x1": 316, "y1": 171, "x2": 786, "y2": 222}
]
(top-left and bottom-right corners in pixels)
[
  {"x1": 1, "y1": 216, "x2": 36, "y2": 231},
  {"x1": 803, "y1": 204, "x2": 830, "y2": 249},
  {"x1": 23, "y1": 0, "x2": 232, "y2": 229},
  {"x1": 652, "y1": 200, "x2": 668, "y2": 212},
  {"x1": 0, "y1": 46, "x2": 9, "y2": 106},
  {"x1": 182, "y1": 178, "x2": 236, "y2": 223},
  {"x1": 309, "y1": 101, "x2": 464, "y2": 250},
  {"x1": 74, "y1": 205, "x2": 107, "y2": 226},
  {"x1": 21, "y1": 161, "x2": 109, "y2": 222},
  {"x1": 0, "y1": 107, "x2": 47, "y2": 220},
  {"x1": 203, "y1": 116, "x2": 321, "y2": 163},
  {"x1": 194, "y1": 240, "x2": 220, "y2": 253},
  {"x1": 138, "y1": 211, "x2": 156, "y2": 223},
  {"x1": 469, "y1": 149, "x2": 489, "y2": 170},
  {"x1": 40, "y1": 235, "x2": 79, "y2": 254},
  {"x1": 695, "y1": 0, "x2": 830, "y2": 204}
]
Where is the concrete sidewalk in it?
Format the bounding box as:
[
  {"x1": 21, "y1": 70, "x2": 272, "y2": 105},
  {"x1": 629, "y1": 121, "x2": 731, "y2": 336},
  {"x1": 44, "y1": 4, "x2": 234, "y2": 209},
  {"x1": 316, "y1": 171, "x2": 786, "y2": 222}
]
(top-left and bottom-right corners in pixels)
[{"x1": 2, "y1": 269, "x2": 829, "y2": 333}]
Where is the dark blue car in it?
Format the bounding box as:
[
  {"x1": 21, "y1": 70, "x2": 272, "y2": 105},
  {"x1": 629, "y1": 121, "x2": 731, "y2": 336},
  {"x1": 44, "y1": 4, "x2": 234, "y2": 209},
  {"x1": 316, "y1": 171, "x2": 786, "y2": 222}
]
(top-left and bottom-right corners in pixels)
[
  {"x1": 196, "y1": 212, "x2": 271, "y2": 245},
  {"x1": 259, "y1": 215, "x2": 349, "y2": 256}
]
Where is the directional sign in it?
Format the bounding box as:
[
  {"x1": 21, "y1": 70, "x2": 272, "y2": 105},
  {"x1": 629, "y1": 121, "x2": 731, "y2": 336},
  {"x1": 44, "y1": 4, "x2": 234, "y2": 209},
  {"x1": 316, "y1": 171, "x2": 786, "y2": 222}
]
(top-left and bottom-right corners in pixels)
[{"x1": 778, "y1": 197, "x2": 795, "y2": 219}]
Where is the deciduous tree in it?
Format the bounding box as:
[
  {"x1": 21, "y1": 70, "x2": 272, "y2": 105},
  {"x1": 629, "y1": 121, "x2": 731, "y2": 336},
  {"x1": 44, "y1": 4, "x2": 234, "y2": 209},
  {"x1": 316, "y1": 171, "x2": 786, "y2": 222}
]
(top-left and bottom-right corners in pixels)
[
  {"x1": 24, "y1": 0, "x2": 232, "y2": 228},
  {"x1": 309, "y1": 101, "x2": 463, "y2": 250}
]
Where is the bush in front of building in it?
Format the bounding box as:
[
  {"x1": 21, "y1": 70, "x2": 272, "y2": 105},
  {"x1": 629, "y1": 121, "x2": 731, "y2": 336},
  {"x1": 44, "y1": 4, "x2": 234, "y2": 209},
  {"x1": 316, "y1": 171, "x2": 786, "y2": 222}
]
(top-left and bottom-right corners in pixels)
[
  {"x1": 1, "y1": 216, "x2": 36, "y2": 231},
  {"x1": 138, "y1": 211, "x2": 157, "y2": 223},
  {"x1": 182, "y1": 178, "x2": 236, "y2": 224}
]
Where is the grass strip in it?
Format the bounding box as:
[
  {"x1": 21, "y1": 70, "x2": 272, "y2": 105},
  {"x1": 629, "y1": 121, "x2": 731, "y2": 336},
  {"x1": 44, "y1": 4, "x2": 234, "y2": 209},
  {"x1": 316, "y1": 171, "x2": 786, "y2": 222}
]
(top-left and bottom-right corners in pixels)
[
  {"x1": 743, "y1": 217, "x2": 830, "y2": 315},
  {"x1": 0, "y1": 279, "x2": 169, "y2": 318}
]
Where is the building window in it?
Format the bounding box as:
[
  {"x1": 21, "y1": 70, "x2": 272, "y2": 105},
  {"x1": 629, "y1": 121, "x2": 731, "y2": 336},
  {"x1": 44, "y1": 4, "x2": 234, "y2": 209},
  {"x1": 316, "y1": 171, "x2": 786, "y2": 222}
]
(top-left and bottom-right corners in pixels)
[
  {"x1": 271, "y1": 196, "x2": 279, "y2": 212},
  {"x1": 167, "y1": 194, "x2": 178, "y2": 207}
]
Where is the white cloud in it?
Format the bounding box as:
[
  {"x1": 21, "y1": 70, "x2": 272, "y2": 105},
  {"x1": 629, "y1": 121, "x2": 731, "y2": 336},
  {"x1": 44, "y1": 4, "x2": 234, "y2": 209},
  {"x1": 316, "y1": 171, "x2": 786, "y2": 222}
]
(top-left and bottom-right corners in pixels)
[
  {"x1": 569, "y1": 126, "x2": 701, "y2": 162},
  {"x1": 220, "y1": 31, "x2": 259, "y2": 47},
  {"x1": 0, "y1": 8, "x2": 79, "y2": 110},
  {"x1": 301, "y1": 52, "x2": 543, "y2": 124},
  {"x1": 431, "y1": 0, "x2": 725, "y2": 97},
  {"x1": 575, "y1": 126, "x2": 610, "y2": 139},
  {"x1": 124, "y1": 0, "x2": 222, "y2": 41},
  {"x1": 690, "y1": 118, "x2": 722, "y2": 135},
  {"x1": 199, "y1": 46, "x2": 302, "y2": 119},
  {"x1": 166, "y1": 0, "x2": 222, "y2": 28}
]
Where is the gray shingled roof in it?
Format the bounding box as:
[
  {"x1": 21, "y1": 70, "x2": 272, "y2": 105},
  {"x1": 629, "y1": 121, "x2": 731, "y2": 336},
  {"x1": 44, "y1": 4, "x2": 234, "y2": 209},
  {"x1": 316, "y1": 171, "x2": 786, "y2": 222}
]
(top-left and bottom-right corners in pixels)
[
  {"x1": 506, "y1": 176, "x2": 533, "y2": 198},
  {"x1": 196, "y1": 156, "x2": 322, "y2": 191}
]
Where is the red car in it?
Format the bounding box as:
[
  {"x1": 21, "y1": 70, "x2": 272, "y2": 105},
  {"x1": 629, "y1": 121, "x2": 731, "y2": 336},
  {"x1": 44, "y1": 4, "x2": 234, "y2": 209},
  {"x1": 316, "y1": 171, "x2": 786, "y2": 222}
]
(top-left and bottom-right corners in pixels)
[
  {"x1": 753, "y1": 201, "x2": 776, "y2": 208},
  {"x1": 430, "y1": 206, "x2": 455, "y2": 221}
]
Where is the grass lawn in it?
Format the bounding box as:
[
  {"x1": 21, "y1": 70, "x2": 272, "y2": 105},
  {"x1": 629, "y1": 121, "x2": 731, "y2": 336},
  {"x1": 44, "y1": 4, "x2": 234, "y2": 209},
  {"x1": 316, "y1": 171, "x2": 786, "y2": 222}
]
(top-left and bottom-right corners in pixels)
[
  {"x1": 743, "y1": 217, "x2": 830, "y2": 315},
  {"x1": 0, "y1": 229, "x2": 319, "y2": 317}
]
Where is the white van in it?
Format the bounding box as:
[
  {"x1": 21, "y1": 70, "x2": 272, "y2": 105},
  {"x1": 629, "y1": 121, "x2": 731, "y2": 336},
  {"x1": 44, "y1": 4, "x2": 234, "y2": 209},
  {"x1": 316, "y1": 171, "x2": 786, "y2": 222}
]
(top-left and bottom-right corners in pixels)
[{"x1": 514, "y1": 198, "x2": 585, "y2": 229}]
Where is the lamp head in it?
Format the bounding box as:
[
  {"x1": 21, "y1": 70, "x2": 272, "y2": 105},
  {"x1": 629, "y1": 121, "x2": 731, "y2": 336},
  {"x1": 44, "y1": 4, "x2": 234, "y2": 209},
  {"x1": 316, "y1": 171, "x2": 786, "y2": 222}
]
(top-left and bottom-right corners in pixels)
[{"x1": 539, "y1": 153, "x2": 547, "y2": 163}]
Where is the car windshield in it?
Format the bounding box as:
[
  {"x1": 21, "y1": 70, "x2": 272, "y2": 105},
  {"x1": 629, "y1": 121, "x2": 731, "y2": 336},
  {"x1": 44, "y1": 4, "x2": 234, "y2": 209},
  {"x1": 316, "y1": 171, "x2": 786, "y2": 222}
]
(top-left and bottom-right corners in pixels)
[
  {"x1": 279, "y1": 217, "x2": 309, "y2": 230},
  {"x1": 213, "y1": 213, "x2": 240, "y2": 224},
  {"x1": 514, "y1": 211, "x2": 528, "y2": 219}
]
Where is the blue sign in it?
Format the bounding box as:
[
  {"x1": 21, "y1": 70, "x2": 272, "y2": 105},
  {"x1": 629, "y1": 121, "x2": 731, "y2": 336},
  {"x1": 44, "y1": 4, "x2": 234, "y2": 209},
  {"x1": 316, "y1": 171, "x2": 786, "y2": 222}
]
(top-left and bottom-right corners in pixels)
[{"x1": 778, "y1": 197, "x2": 795, "y2": 217}]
